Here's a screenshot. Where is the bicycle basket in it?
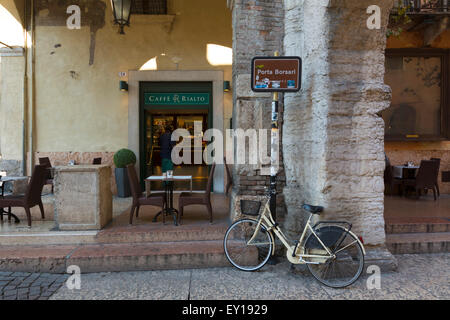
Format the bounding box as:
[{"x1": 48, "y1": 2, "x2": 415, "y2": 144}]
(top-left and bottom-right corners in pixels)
[{"x1": 240, "y1": 200, "x2": 261, "y2": 216}]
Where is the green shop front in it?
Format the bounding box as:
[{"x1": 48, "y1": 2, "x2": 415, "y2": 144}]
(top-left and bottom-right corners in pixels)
[{"x1": 128, "y1": 71, "x2": 226, "y2": 194}]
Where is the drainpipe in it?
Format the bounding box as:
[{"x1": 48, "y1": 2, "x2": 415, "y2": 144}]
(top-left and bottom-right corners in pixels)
[
  {"x1": 22, "y1": 0, "x2": 28, "y2": 176},
  {"x1": 23, "y1": 0, "x2": 36, "y2": 176}
]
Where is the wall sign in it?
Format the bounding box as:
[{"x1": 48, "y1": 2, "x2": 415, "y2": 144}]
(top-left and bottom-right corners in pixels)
[
  {"x1": 144, "y1": 93, "x2": 210, "y2": 106},
  {"x1": 251, "y1": 56, "x2": 302, "y2": 92}
]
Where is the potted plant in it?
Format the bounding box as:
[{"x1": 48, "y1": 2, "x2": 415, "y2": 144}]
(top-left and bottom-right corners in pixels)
[{"x1": 113, "y1": 148, "x2": 136, "y2": 198}]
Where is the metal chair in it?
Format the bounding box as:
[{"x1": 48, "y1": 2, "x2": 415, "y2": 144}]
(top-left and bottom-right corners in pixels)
[
  {"x1": 430, "y1": 158, "x2": 441, "y2": 197},
  {"x1": 39, "y1": 157, "x2": 54, "y2": 193},
  {"x1": 402, "y1": 160, "x2": 439, "y2": 200},
  {"x1": 224, "y1": 157, "x2": 233, "y2": 196},
  {"x1": 384, "y1": 156, "x2": 403, "y2": 195},
  {"x1": 0, "y1": 165, "x2": 47, "y2": 227},
  {"x1": 178, "y1": 163, "x2": 216, "y2": 224},
  {"x1": 126, "y1": 164, "x2": 166, "y2": 225}
]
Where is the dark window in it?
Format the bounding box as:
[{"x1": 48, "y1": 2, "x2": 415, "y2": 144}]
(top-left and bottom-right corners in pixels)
[
  {"x1": 383, "y1": 49, "x2": 450, "y2": 141},
  {"x1": 131, "y1": 0, "x2": 167, "y2": 15}
]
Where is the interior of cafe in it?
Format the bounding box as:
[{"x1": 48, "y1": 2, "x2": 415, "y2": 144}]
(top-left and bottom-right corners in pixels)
[{"x1": 145, "y1": 112, "x2": 209, "y2": 191}]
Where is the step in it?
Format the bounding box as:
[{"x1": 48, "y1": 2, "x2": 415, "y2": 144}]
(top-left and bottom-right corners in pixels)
[
  {"x1": 0, "y1": 222, "x2": 230, "y2": 245},
  {"x1": 385, "y1": 217, "x2": 450, "y2": 234},
  {"x1": 0, "y1": 240, "x2": 251, "y2": 273},
  {"x1": 95, "y1": 223, "x2": 229, "y2": 243},
  {"x1": 386, "y1": 232, "x2": 450, "y2": 254},
  {"x1": 0, "y1": 230, "x2": 98, "y2": 246}
]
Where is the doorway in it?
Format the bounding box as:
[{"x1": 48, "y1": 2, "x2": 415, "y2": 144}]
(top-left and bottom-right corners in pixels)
[{"x1": 139, "y1": 81, "x2": 213, "y2": 191}]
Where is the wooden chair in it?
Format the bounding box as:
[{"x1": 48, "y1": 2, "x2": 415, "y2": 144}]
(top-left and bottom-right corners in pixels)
[
  {"x1": 178, "y1": 163, "x2": 216, "y2": 224},
  {"x1": 126, "y1": 164, "x2": 166, "y2": 225},
  {"x1": 403, "y1": 160, "x2": 439, "y2": 200},
  {"x1": 224, "y1": 157, "x2": 233, "y2": 196},
  {"x1": 0, "y1": 165, "x2": 47, "y2": 227},
  {"x1": 430, "y1": 158, "x2": 441, "y2": 197},
  {"x1": 92, "y1": 158, "x2": 102, "y2": 165},
  {"x1": 39, "y1": 157, "x2": 54, "y2": 193}
]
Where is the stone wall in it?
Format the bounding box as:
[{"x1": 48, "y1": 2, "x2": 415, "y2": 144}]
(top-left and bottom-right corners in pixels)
[
  {"x1": 0, "y1": 53, "x2": 25, "y2": 176},
  {"x1": 282, "y1": 0, "x2": 394, "y2": 245}
]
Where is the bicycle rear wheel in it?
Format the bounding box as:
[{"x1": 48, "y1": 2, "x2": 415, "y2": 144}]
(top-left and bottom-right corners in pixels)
[
  {"x1": 305, "y1": 227, "x2": 364, "y2": 288},
  {"x1": 224, "y1": 219, "x2": 273, "y2": 271}
]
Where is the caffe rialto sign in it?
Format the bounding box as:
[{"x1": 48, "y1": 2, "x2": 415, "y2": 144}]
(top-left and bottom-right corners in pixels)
[{"x1": 144, "y1": 93, "x2": 210, "y2": 106}]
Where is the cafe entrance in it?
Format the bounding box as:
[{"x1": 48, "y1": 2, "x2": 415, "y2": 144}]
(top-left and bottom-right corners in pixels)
[{"x1": 139, "y1": 81, "x2": 213, "y2": 191}]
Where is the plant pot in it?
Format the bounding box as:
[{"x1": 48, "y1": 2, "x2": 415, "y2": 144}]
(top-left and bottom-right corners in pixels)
[{"x1": 115, "y1": 167, "x2": 131, "y2": 198}]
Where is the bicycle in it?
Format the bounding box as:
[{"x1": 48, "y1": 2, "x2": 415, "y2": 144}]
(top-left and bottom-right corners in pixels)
[{"x1": 223, "y1": 192, "x2": 366, "y2": 288}]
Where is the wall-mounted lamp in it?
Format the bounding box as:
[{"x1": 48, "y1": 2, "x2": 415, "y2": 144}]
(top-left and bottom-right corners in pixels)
[
  {"x1": 119, "y1": 81, "x2": 128, "y2": 92},
  {"x1": 223, "y1": 81, "x2": 231, "y2": 92},
  {"x1": 111, "y1": 0, "x2": 132, "y2": 34}
]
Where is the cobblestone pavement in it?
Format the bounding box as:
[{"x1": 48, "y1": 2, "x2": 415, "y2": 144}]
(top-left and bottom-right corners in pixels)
[
  {"x1": 47, "y1": 253, "x2": 449, "y2": 300},
  {"x1": 0, "y1": 272, "x2": 69, "y2": 300}
]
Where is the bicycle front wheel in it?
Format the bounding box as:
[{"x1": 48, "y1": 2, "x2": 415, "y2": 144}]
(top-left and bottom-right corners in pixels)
[
  {"x1": 224, "y1": 219, "x2": 273, "y2": 271},
  {"x1": 305, "y1": 227, "x2": 364, "y2": 288}
]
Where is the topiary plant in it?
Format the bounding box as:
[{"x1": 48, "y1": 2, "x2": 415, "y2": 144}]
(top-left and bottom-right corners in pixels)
[{"x1": 113, "y1": 148, "x2": 136, "y2": 168}]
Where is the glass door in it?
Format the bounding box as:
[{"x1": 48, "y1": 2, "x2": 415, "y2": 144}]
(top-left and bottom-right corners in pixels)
[{"x1": 144, "y1": 112, "x2": 209, "y2": 191}]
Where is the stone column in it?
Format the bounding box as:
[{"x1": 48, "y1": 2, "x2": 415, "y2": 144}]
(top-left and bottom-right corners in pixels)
[
  {"x1": 283, "y1": 0, "x2": 397, "y2": 269},
  {"x1": 230, "y1": 0, "x2": 287, "y2": 221}
]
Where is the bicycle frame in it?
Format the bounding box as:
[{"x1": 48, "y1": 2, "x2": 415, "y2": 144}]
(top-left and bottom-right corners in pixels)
[{"x1": 247, "y1": 198, "x2": 363, "y2": 265}]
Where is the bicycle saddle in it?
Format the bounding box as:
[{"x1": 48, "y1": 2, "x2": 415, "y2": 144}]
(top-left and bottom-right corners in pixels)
[{"x1": 302, "y1": 204, "x2": 324, "y2": 214}]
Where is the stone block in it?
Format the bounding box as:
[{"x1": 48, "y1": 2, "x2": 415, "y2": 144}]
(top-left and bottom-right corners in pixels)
[{"x1": 54, "y1": 165, "x2": 112, "y2": 230}]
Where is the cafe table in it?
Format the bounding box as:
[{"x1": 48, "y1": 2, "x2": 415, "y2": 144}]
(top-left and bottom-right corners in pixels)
[
  {"x1": 145, "y1": 175, "x2": 193, "y2": 226},
  {"x1": 0, "y1": 176, "x2": 29, "y2": 223},
  {"x1": 392, "y1": 165, "x2": 419, "y2": 179}
]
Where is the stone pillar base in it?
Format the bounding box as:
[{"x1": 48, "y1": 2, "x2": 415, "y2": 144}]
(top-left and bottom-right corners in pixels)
[{"x1": 364, "y1": 245, "x2": 398, "y2": 272}]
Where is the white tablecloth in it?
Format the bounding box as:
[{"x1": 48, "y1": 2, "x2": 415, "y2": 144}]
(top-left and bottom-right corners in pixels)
[
  {"x1": 392, "y1": 166, "x2": 419, "y2": 179},
  {"x1": 145, "y1": 175, "x2": 192, "y2": 197}
]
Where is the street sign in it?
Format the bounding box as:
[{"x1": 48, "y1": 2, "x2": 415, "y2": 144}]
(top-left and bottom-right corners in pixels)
[{"x1": 251, "y1": 56, "x2": 302, "y2": 92}]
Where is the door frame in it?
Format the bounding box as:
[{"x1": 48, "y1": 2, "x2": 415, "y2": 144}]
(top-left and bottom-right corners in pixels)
[{"x1": 128, "y1": 70, "x2": 225, "y2": 193}]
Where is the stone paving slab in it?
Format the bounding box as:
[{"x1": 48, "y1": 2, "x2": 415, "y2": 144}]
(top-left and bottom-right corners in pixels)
[
  {"x1": 50, "y1": 253, "x2": 449, "y2": 300},
  {"x1": 51, "y1": 270, "x2": 191, "y2": 300},
  {"x1": 0, "y1": 272, "x2": 69, "y2": 300}
]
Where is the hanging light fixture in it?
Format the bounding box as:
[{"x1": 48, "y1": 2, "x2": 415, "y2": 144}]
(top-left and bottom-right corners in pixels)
[{"x1": 111, "y1": 0, "x2": 132, "y2": 34}]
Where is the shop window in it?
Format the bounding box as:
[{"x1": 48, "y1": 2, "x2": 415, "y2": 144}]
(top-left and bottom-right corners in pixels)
[
  {"x1": 131, "y1": 0, "x2": 167, "y2": 14},
  {"x1": 383, "y1": 49, "x2": 450, "y2": 141}
]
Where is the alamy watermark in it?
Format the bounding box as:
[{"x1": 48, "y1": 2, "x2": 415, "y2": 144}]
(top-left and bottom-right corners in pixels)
[
  {"x1": 170, "y1": 121, "x2": 279, "y2": 174},
  {"x1": 66, "y1": 5, "x2": 81, "y2": 30},
  {"x1": 366, "y1": 265, "x2": 382, "y2": 290},
  {"x1": 66, "y1": 265, "x2": 81, "y2": 290}
]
